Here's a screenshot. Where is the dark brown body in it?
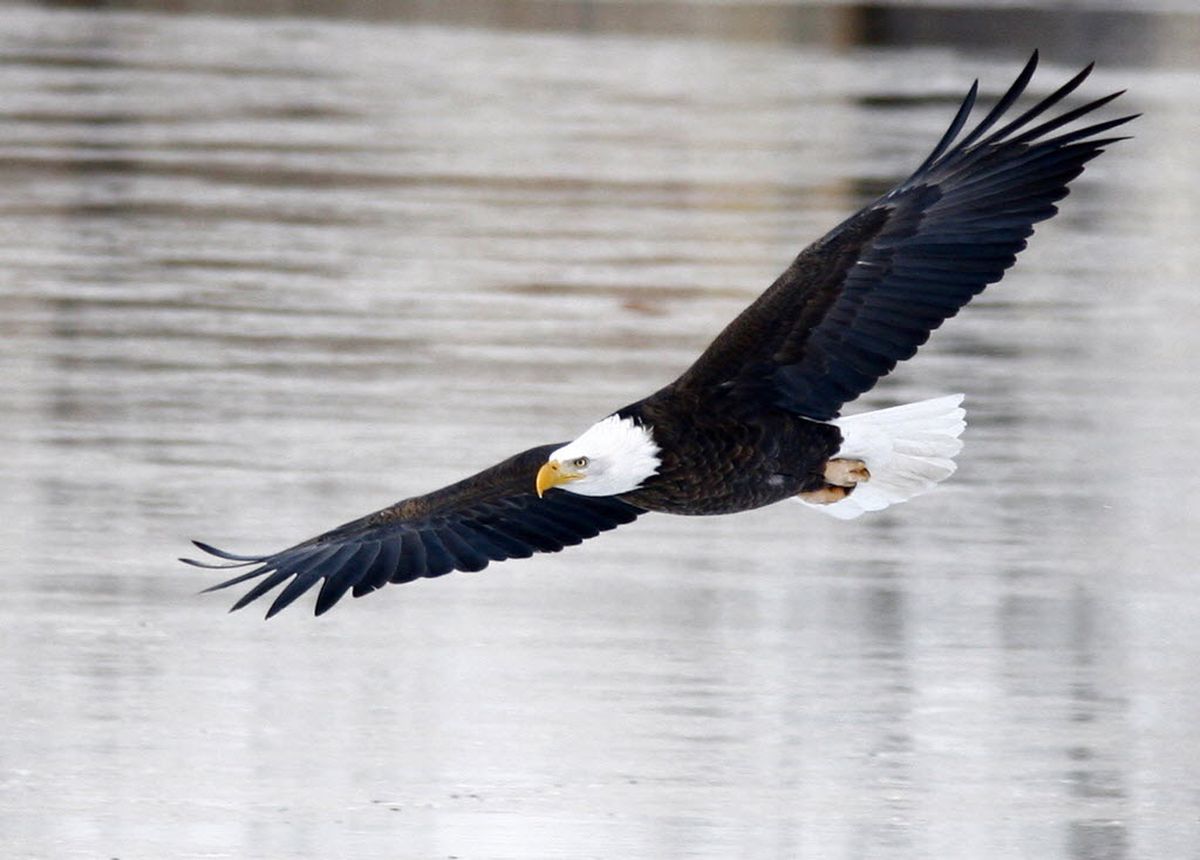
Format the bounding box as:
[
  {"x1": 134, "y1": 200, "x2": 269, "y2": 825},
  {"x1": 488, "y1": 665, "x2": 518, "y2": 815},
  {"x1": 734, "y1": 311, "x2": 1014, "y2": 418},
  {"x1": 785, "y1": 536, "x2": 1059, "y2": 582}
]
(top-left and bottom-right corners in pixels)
[{"x1": 618, "y1": 388, "x2": 842, "y2": 516}]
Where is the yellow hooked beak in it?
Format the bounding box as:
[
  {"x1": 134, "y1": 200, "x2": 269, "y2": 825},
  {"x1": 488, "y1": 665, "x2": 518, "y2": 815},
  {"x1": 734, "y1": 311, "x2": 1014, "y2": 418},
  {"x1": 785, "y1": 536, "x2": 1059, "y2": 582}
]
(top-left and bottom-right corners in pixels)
[{"x1": 536, "y1": 460, "x2": 583, "y2": 498}]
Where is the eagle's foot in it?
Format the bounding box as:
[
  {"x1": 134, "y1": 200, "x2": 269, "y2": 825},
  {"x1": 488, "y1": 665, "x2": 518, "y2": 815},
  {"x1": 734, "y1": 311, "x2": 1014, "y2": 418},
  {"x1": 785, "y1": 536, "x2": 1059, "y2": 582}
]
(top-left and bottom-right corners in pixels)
[
  {"x1": 798, "y1": 484, "x2": 854, "y2": 505},
  {"x1": 824, "y1": 458, "x2": 870, "y2": 487},
  {"x1": 799, "y1": 458, "x2": 870, "y2": 505}
]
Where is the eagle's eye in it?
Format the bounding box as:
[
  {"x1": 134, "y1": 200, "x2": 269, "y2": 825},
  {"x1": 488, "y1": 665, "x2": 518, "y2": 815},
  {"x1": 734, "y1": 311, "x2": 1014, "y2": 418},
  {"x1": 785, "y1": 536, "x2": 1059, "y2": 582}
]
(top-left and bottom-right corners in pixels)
[{"x1": 572, "y1": 456, "x2": 589, "y2": 469}]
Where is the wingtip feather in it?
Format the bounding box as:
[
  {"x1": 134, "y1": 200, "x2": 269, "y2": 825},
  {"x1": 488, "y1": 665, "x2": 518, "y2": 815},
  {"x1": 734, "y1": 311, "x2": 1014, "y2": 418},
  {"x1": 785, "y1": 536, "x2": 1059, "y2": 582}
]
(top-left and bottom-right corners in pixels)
[{"x1": 185, "y1": 540, "x2": 266, "y2": 566}]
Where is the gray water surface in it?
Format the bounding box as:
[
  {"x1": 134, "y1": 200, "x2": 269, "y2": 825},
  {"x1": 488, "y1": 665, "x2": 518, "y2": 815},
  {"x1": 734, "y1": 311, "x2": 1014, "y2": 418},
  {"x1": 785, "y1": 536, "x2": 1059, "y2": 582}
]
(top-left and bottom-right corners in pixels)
[{"x1": 2, "y1": 4, "x2": 1199, "y2": 859}]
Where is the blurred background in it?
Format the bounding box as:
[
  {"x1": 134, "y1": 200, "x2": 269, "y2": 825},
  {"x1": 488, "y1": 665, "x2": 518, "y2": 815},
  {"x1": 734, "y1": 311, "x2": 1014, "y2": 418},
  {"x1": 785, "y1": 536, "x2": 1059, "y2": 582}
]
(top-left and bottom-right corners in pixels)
[{"x1": 1, "y1": 1, "x2": 1198, "y2": 858}]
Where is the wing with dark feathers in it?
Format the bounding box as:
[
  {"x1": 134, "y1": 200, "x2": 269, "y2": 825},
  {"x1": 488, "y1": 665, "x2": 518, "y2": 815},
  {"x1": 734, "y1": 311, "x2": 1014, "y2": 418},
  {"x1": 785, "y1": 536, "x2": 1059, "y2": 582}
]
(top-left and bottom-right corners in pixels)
[
  {"x1": 674, "y1": 52, "x2": 1136, "y2": 421},
  {"x1": 182, "y1": 444, "x2": 644, "y2": 618}
]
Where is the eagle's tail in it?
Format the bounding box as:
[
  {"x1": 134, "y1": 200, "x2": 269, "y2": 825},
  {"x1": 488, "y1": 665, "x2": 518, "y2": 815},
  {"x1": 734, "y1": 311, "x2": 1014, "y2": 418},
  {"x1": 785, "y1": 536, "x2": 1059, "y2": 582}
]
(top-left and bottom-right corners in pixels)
[{"x1": 801, "y1": 394, "x2": 967, "y2": 520}]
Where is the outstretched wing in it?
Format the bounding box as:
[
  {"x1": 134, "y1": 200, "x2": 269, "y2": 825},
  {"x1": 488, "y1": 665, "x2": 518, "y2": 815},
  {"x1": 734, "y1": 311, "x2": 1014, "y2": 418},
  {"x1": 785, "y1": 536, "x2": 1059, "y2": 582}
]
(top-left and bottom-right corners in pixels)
[
  {"x1": 182, "y1": 444, "x2": 644, "y2": 618},
  {"x1": 675, "y1": 52, "x2": 1136, "y2": 421}
]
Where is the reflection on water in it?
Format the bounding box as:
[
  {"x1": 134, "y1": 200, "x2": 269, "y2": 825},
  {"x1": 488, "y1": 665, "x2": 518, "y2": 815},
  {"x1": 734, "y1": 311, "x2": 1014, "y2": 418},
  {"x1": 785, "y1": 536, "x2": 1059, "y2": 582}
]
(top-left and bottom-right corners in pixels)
[{"x1": 1, "y1": 3, "x2": 1199, "y2": 859}]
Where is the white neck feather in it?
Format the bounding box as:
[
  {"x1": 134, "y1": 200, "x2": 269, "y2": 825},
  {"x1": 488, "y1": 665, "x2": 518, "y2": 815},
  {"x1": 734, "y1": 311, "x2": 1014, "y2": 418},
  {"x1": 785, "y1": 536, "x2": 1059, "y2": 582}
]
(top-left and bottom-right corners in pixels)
[{"x1": 550, "y1": 414, "x2": 660, "y2": 496}]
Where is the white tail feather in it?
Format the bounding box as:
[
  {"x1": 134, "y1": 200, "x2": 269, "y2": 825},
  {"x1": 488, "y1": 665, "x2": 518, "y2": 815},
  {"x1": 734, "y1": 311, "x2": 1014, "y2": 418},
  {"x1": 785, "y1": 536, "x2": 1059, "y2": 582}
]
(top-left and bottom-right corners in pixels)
[{"x1": 799, "y1": 394, "x2": 966, "y2": 520}]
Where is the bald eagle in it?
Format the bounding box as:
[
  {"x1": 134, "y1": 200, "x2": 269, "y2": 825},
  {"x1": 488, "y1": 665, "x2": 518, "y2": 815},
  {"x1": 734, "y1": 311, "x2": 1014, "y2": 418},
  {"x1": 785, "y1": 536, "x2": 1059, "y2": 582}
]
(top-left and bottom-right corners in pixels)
[{"x1": 185, "y1": 53, "x2": 1133, "y2": 617}]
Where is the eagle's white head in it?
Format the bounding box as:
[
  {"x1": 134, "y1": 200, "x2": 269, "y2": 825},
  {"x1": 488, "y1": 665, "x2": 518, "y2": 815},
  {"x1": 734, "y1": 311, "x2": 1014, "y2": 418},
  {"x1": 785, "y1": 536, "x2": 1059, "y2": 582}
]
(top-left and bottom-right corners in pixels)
[{"x1": 536, "y1": 414, "x2": 660, "y2": 497}]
